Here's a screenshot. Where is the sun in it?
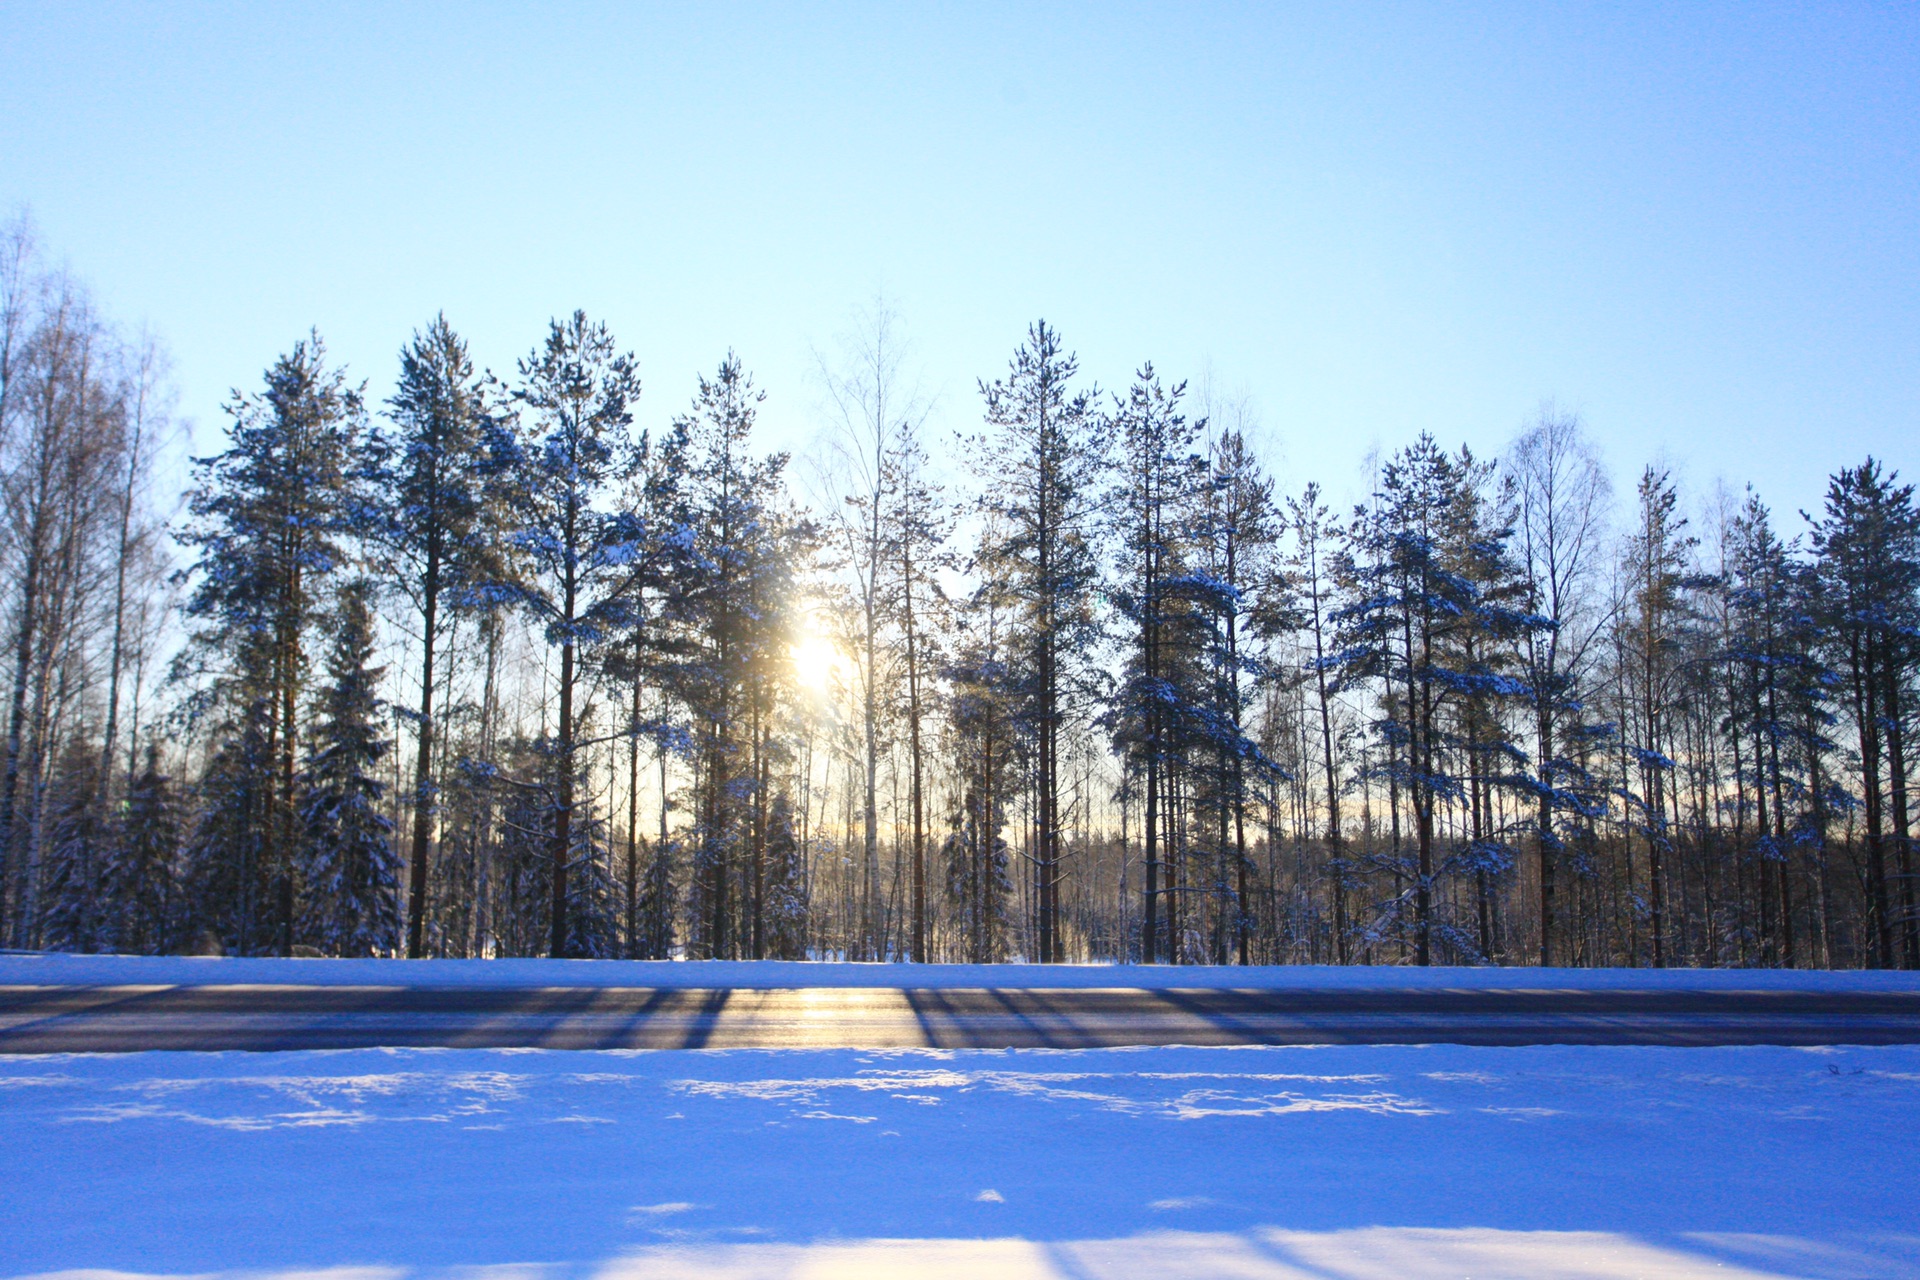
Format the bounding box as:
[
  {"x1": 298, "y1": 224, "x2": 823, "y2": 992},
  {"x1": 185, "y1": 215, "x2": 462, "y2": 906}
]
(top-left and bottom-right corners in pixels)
[{"x1": 791, "y1": 633, "x2": 850, "y2": 694}]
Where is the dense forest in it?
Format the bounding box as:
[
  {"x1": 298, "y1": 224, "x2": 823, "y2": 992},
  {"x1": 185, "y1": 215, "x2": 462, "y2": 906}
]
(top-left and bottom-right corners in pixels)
[{"x1": 5, "y1": 222, "x2": 1917, "y2": 969}]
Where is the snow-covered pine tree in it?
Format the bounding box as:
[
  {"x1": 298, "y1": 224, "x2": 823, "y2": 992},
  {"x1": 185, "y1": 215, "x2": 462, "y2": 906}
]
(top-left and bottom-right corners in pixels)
[
  {"x1": 1334, "y1": 434, "x2": 1542, "y2": 965},
  {"x1": 657, "y1": 355, "x2": 803, "y2": 960},
  {"x1": 1809, "y1": 459, "x2": 1920, "y2": 968},
  {"x1": 298, "y1": 580, "x2": 402, "y2": 957},
  {"x1": 101, "y1": 741, "x2": 178, "y2": 954},
  {"x1": 39, "y1": 739, "x2": 107, "y2": 952},
  {"x1": 974, "y1": 321, "x2": 1108, "y2": 963},
  {"x1": 763, "y1": 792, "x2": 808, "y2": 960},
  {"x1": 943, "y1": 568, "x2": 1018, "y2": 963},
  {"x1": 371, "y1": 314, "x2": 508, "y2": 959},
  {"x1": 500, "y1": 312, "x2": 649, "y2": 958},
  {"x1": 1103, "y1": 366, "x2": 1207, "y2": 963},
  {"x1": 176, "y1": 334, "x2": 363, "y2": 955},
  {"x1": 634, "y1": 834, "x2": 676, "y2": 960}
]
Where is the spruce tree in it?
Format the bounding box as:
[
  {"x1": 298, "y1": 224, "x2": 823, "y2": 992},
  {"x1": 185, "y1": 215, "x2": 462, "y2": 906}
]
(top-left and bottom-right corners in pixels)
[
  {"x1": 39, "y1": 739, "x2": 107, "y2": 952},
  {"x1": 102, "y1": 742, "x2": 178, "y2": 954},
  {"x1": 763, "y1": 793, "x2": 808, "y2": 959},
  {"x1": 298, "y1": 580, "x2": 403, "y2": 957},
  {"x1": 634, "y1": 834, "x2": 677, "y2": 960}
]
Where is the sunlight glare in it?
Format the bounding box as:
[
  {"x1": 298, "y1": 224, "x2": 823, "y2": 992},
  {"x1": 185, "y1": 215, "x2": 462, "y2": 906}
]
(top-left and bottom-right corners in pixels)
[{"x1": 792, "y1": 633, "x2": 849, "y2": 694}]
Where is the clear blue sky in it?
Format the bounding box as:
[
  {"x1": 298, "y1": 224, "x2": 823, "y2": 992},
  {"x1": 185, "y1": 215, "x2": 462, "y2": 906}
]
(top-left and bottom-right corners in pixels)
[{"x1": 3, "y1": 2, "x2": 1915, "y2": 521}]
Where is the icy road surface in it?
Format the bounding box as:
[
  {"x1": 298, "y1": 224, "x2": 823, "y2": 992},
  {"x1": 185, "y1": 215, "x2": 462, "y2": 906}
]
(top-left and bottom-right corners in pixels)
[
  {"x1": 2, "y1": 1042, "x2": 1917, "y2": 1279},
  {"x1": 7, "y1": 956, "x2": 1920, "y2": 1051}
]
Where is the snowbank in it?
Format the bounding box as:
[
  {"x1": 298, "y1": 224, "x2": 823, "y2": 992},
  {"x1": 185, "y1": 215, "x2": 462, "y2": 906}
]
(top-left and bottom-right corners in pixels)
[{"x1": 6, "y1": 950, "x2": 1920, "y2": 991}]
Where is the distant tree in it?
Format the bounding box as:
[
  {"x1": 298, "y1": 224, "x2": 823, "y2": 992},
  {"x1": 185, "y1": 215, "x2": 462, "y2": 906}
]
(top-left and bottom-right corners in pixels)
[
  {"x1": 634, "y1": 834, "x2": 677, "y2": 960},
  {"x1": 944, "y1": 569, "x2": 1018, "y2": 962}
]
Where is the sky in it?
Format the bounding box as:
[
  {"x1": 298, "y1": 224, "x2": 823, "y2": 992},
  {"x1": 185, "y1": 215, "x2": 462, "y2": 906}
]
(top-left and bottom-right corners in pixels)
[{"x1": 2, "y1": 2, "x2": 1915, "y2": 525}]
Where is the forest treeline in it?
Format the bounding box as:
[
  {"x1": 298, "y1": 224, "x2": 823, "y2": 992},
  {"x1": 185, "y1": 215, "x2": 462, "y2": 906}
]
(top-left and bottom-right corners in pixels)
[{"x1": 5, "y1": 221, "x2": 1918, "y2": 968}]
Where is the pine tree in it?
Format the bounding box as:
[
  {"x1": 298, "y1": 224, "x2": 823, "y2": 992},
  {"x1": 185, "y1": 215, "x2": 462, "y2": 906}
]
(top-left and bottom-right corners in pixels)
[
  {"x1": 659, "y1": 355, "x2": 801, "y2": 960},
  {"x1": 499, "y1": 312, "x2": 648, "y2": 957},
  {"x1": 1617, "y1": 467, "x2": 1705, "y2": 967},
  {"x1": 176, "y1": 334, "x2": 363, "y2": 955},
  {"x1": 1336, "y1": 435, "x2": 1540, "y2": 964},
  {"x1": 1104, "y1": 366, "x2": 1207, "y2": 962},
  {"x1": 1809, "y1": 459, "x2": 1920, "y2": 968},
  {"x1": 974, "y1": 321, "x2": 1107, "y2": 962},
  {"x1": 371, "y1": 315, "x2": 507, "y2": 958},
  {"x1": 298, "y1": 581, "x2": 402, "y2": 957}
]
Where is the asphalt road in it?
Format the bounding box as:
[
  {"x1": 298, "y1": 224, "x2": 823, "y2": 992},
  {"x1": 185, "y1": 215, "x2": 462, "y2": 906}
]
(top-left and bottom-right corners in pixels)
[{"x1": 3, "y1": 983, "x2": 1919, "y2": 1051}]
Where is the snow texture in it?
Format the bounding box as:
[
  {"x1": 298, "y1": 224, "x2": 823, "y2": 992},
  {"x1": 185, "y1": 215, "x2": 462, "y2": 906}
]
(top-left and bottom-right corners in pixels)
[
  {"x1": 1, "y1": 1040, "x2": 1917, "y2": 1278},
  {"x1": 8, "y1": 951, "x2": 1920, "y2": 991}
]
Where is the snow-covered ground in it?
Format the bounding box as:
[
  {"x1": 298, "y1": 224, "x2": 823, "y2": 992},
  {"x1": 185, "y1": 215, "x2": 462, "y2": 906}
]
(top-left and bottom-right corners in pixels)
[
  {"x1": 3, "y1": 1040, "x2": 1917, "y2": 1279},
  {"x1": 9, "y1": 950, "x2": 1920, "y2": 992}
]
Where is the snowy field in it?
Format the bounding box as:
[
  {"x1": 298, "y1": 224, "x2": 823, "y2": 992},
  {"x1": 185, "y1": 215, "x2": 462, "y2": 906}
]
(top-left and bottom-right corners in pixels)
[
  {"x1": 9, "y1": 951, "x2": 1920, "y2": 992},
  {"x1": 2, "y1": 1039, "x2": 1918, "y2": 1279}
]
